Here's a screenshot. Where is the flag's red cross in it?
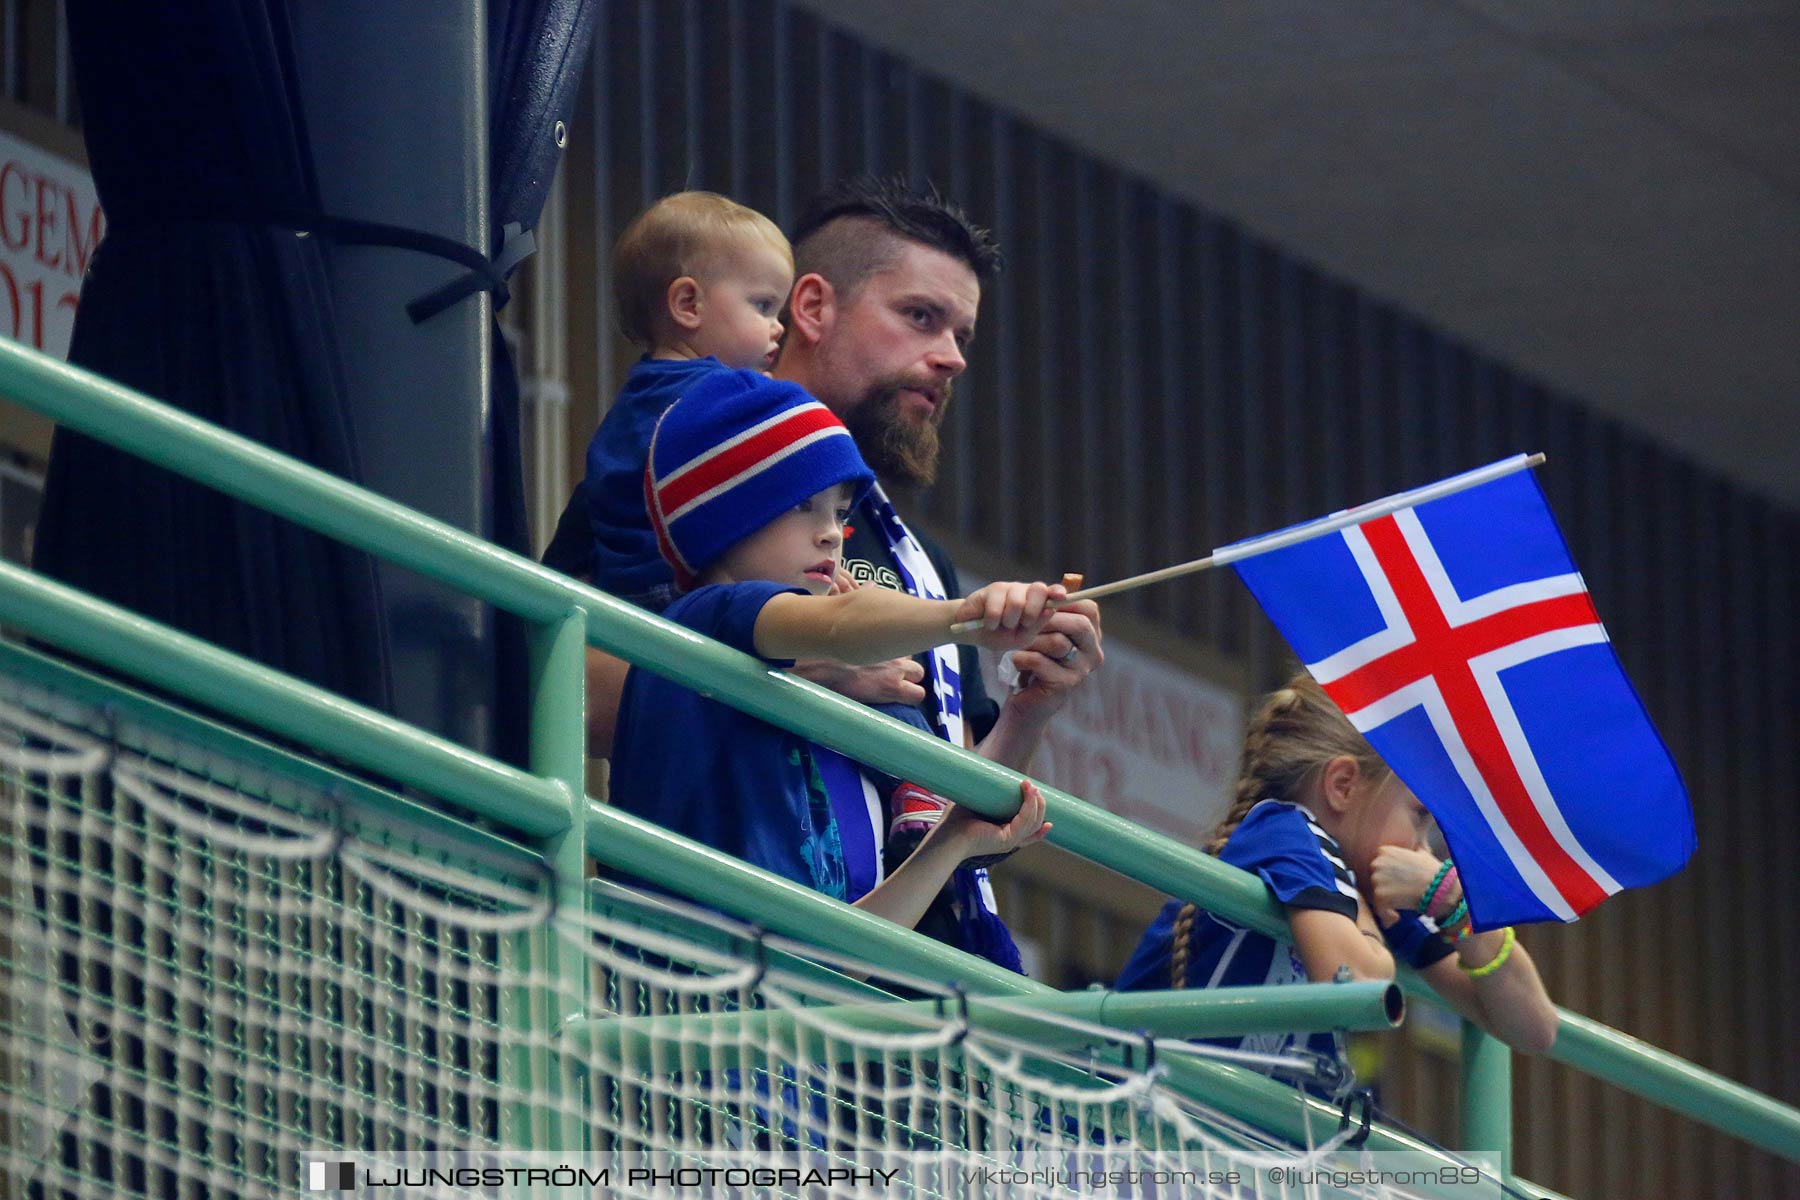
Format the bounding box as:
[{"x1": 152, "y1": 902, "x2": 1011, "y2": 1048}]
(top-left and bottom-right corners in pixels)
[{"x1": 1322, "y1": 514, "x2": 1607, "y2": 914}]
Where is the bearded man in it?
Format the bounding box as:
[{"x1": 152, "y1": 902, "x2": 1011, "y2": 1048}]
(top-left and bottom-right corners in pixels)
[
  {"x1": 767, "y1": 179, "x2": 1102, "y2": 773},
  {"x1": 546, "y1": 178, "x2": 1103, "y2": 766},
  {"x1": 544, "y1": 181, "x2": 1102, "y2": 967}
]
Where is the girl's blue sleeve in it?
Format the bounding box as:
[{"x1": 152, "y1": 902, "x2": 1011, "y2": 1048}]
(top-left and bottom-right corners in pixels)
[{"x1": 1221, "y1": 801, "x2": 1360, "y2": 921}]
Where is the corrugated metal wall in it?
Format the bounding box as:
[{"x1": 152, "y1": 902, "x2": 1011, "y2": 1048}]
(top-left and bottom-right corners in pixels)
[
  {"x1": 6, "y1": 2, "x2": 1796, "y2": 1195},
  {"x1": 562, "y1": 4, "x2": 1800, "y2": 1195}
]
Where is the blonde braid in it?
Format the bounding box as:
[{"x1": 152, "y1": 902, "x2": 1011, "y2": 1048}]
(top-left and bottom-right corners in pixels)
[
  {"x1": 1168, "y1": 674, "x2": 1389, "y2": 987},
  {"x1": 1201, "y1": 673, "x2": 1389, "y2": 857},
  {"x1": 1169, "y1": 903, "x2": 1197, "y2": 989}
]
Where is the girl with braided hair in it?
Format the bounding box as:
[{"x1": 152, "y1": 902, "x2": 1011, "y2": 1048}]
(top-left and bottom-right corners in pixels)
[{"x1": 1115, "y1": 672, "x2": 1558, "y2": 1076}]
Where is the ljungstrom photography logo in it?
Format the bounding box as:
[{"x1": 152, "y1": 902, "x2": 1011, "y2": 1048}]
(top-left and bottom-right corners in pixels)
[{"x1": 308, "y1": 1161, "x2": 355, "y2": 1191}]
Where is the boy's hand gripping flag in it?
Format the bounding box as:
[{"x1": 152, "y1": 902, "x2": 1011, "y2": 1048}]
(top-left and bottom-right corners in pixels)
[{"x1": 1226, "y1": 455, "x2": 1695, "y2": 928}]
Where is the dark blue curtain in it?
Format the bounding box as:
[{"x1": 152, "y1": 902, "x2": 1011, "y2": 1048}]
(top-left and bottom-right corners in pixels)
[
  {"x1": 486, "y1": 0, "x2": 600, "y2": 572},
  {"x1": 490, "y1": 0, "x2": 597, "y2": 239},
  {"x1": 486, "y1": 0, "x2": 598, "y2": 764},
  {"x1": 34, "y1": 3, "x2": 393, "y2": 710},
  {"x1": 35, "y1": 3, "x2": 597, "y2": 755}
]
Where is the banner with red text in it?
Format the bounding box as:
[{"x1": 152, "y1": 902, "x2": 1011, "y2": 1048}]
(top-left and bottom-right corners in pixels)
[
  {"x1": 981, "y1": 636, "x2": 1244, "y2": 845},
  {"x1": 0, "y1": 130, "x2": 104, "y2": 360}
]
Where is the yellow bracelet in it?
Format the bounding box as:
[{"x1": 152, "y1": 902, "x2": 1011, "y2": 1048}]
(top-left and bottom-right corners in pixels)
[{"x1": 1460, "y1": 926, "x2": 1516, "y2": 978}]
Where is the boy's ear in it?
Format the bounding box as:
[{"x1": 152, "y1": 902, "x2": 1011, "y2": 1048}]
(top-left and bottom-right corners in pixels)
[
  {"x1": 785, "y1": 273, "x2": 834, "y2": 346},
  {"x1": 666, "y1": 277, "x2": 703, "y2": 330},
  {"x1": 1320, "y1": 756, "x2": 1360, "y2": 815}
]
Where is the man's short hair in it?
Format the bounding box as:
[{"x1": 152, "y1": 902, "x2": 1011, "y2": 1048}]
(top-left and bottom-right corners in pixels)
[
  {"x1": 792, "y1": 177, "x2": 1002, "y2": 299},
  {"x1": 612, "y1": 191, "x2": 791, "y2": 346}
]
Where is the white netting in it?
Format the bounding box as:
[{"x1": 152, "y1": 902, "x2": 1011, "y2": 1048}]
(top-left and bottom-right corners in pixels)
[{"x1": 0, "y1": 673, "x2": 1475, "y2": 1199}]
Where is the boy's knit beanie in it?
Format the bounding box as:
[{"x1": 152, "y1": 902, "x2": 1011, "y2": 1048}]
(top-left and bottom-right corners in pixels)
[{"x1": 645, "y1": 368, "x2": 874, "y2": 590}]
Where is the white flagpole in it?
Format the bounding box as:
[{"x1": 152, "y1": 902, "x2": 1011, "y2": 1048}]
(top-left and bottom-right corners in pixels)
[
  {"x1": 948, "y1": 453, "x2": 1544, "y2": 634},
  {"x1": 1206, "y1": 451, "x2": 1545, "y2": 569}
]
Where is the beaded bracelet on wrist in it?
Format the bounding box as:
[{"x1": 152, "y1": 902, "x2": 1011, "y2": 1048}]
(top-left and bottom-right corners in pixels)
[
  {"x1": 1460, "y1": 926, "x2": 1517, "y2": 977},
  {"x1": 1427, "y1": 872, "x2": 1463, "y2": 924},
  {"x1": 1419, "y1": 860, "x2": 1454, "y2": 916},
  {"x1": 1439, "y1": 896, "x2": 1469, "y2": 937}
]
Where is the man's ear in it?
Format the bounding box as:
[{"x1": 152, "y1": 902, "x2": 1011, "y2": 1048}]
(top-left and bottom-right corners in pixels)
[
  {"x1": 785, "y1": 273, "x2": 834, "y2": 346},
  {"x1": 1320, "y1": 756, "x2": 1360, "y2": 815},
  {"x1": 667, "y1": 277, "x2": 703, "y2": 331}
]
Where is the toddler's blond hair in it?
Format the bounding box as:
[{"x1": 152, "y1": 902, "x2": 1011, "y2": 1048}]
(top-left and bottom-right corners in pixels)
[{"x1": 611, "y1": 191, "x2": 791, "y2": 347}]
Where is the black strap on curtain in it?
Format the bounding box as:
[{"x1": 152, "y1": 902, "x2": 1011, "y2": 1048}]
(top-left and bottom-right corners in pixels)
[{"x1": 108, "y1": 206, "x2": 537, "y2": 323}]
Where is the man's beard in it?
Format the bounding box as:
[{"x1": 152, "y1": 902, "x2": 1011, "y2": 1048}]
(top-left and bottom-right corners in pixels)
[{"x1": 840, "y1": 376, "x2": 952, "y2": 487}]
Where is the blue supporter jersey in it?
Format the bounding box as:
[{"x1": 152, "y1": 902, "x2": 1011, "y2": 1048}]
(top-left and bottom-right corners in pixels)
[
  {"x1": 1115, "y1": 800, "x2": 1365, "y2": 1069},
  {"x1": 609, "y1": 580, "x2": 895, "y2": 903},
  {"x1": 1117, "y1": 799, "x2": 1454, "y2": 1080},
  {"x1": 583, "y1": 355, "x2": 727, "y2": 606}
]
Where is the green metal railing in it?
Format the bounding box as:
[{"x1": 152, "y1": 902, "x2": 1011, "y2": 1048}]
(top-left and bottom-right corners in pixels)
[
  {"x1": 3, "y1": 335, "x2": 1798, "y2": 1181},
  {"x1": 1549, "y1": 1012, "x2": 1800, "y2": 1163},
  {"x1": 0, "y1": 556, "x2": 1462, "y2": 1170}
]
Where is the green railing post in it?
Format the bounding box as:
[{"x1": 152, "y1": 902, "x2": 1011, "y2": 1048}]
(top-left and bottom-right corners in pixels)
[
  {"x1": 1460, "y1": 1021, "x2": 1513, "y2": 1171},
  {"x1": 576, "y1": 800, "x2": 1464, "y2": 1166},
  {"x1": 527, "y1": 608, "x2": 589, "y2": 1154},
  {"x1": 529, "y1": 606, "x2": 589, "y2": 926}
]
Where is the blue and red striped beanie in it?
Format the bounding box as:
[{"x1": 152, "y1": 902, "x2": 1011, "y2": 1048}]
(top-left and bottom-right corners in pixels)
[{"x1": 645, "y1": 368, "x2": 874, "y2": 590}]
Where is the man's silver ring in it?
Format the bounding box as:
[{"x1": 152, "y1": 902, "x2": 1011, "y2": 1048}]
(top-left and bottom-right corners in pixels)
[{"x1": 1055, "y1": 646, "x2": 1080, "y2": 667}]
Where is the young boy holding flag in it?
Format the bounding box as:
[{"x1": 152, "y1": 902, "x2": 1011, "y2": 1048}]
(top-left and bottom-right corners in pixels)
[{"x1": 609, "y1": 367, "x2": 1064, "y2": 940}]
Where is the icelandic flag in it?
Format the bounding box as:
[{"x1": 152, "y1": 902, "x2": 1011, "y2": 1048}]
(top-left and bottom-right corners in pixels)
[{"x1": 1226, "y1": 456, "x2": 1694, "y2": 928}]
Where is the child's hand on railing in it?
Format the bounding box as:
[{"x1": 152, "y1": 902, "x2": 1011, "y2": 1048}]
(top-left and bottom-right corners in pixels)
[{"x1": 932, "y1": 778, "x2": 1052, "y2": 864}]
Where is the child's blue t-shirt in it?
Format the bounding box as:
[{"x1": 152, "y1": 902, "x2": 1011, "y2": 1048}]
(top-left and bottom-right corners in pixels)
[
  {"x1": 609, "y1": 580, "x2": 897, "y2": 902},
  {"x1": 584, "y1": 355, "x2": 726, "y2": 605},
  {"x1": 1116, "y1": 800, "x2": 1454, "y2": 1075},
  {"x1": 1116, "y1": 801, "x2": 1369, "y2": 1070}
]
